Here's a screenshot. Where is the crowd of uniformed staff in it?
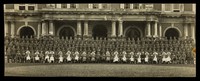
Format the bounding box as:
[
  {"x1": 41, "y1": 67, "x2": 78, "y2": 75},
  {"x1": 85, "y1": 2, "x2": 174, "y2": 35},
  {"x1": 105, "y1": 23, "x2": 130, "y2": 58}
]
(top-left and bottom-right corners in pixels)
[{"x1": 4, "y1": 35, "x2": 196, "y2": 64}]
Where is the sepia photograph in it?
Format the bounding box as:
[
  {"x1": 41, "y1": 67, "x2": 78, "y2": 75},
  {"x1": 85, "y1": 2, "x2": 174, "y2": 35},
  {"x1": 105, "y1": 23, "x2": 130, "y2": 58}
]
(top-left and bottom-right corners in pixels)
[{"x1": 4, "y1": 3, "x2": 196, "y2": 77}]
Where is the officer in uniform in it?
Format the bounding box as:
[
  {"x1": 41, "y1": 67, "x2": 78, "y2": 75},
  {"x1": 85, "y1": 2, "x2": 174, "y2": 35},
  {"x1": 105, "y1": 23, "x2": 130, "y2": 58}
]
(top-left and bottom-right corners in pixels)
[
  {"x1": 113, "y1": 48, "x2": 119, "y2": 63},
  {"x1": 136, "y1": 48, "x2": 142, "y2": 64},
  {"x1": 122, "y1": 49, "x2": 127, "y2": 63},
  {"x1": 34, "y1": 49, "x2": 40, "y2": 63},
  {"x1": 144, "y1": 48, "x2": 150, "y2": 64}
]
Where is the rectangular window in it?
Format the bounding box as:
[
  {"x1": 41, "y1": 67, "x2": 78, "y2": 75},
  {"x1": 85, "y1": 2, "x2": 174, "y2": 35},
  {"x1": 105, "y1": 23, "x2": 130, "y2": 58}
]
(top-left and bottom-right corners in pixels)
[
  {"x1": 70, "y1": 4, "x2": 76, "y2": 8},
  {"x1": 28, "y1": 6, "x2": 34, "y2": 10},
  {"x1": 184, "y1": 4, "x2": 192, "y2": 11},
  {"x1": 61, "y1": 4, "x2": 68, "y2": 8},
  {"x1": 102, "y1": 4, "x2": 107, "y2": 9},
  {"x1": 133, "y1": 4, "x2": 139, "y2": 9},
  {"x1": 124, "y1": 4, "x2": 130, "y2": 9},
  {"x1": 173, "y1": 4, "x2": 180, "y2": 12},
  {"x1": 19, "y1": 6, "x2": 25, "y2": 10},
  {"x1": 165, "y1": 4, "x2": 172, "y2": 11},
  {"x1": 93, "y1": 4, "x2": 98, "y2": 9}
]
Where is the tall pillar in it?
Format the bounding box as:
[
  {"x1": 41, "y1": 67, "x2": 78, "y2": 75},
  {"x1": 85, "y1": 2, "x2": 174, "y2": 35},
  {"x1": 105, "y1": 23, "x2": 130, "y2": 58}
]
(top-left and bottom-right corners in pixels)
[
  {"x1": 67, "y1": 4, "x2": 70, "y2": 8},
  {"x1": 120, "y1": 4, "x2": 124, "y2": 9},
  {"x1": 154, "y1": 21, "x2": 158, "y2": 37},
  {"x1": 146, "y1": 22, "x2": 151, "y2": 37},
  {"x1": 130, "y1": 4, "x2": 133, "y2": 9},
  {"x1": 99, "y1": 4, "x2": 102, "y2": 9},
  {"x1": 4, "y1": 21, "x2": 8, "y2": 37},
  {"x1": 37, "y1": 22, "x2": 41, "y2": 39},
  {"x1": 111, "y1": 21, "x2": 116, "y2": 37},
  {"x1": 118, "y1": 21, "x2": 123, "y2": 37},
  {"x1": 41, "y1": 21, "x2": 46, "y2": 36},
  {"x1": 84, "y1": 21, "x2": 88, "y2": 36},
  {"x1": 191, "y1": 23, "x2": 195, "y2": 44},
  {"x1": 49, "y1": 21, "x2": 54, "y2": 35},
  {"x1": 77, "y1": 21, "x2": 82, "y2": 36},
  {"x1": 159, "y1": 24, "x2": 162, "y2": 38},
  {"x1": 184, "y1": 23, "x2": 188, "y2": 39},
  {"x1": 11, "y1": 21, "x2": 15, "y2": 38},
  {"x1": 56, "y1": 4, "x2": 61, "y2": 8}
]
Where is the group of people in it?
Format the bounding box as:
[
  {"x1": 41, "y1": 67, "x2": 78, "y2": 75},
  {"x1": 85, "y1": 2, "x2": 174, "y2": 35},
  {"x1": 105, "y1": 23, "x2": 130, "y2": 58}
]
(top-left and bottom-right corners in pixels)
[{"x1": 4, "y1": 35, "x2": 196, "y2": 64}]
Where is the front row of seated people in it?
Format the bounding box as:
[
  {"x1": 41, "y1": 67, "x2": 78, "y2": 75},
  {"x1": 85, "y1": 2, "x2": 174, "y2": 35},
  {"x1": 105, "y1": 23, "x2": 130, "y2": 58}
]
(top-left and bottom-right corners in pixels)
[{"x1": 9, "y1": 47, "x2": 195, "y2": 64}]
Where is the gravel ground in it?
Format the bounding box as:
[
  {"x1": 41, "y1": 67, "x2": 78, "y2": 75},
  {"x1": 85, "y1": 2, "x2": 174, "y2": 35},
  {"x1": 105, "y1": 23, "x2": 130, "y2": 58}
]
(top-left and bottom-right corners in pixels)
[{"x1": 4, "y1": 63, "x2": 196, "y2": 77}]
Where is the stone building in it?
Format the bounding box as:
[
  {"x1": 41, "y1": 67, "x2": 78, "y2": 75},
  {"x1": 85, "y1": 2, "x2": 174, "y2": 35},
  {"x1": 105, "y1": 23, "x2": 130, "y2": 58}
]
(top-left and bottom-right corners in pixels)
[{"x1": 4, "y1": 4, "x2": 196, "y2": 42}]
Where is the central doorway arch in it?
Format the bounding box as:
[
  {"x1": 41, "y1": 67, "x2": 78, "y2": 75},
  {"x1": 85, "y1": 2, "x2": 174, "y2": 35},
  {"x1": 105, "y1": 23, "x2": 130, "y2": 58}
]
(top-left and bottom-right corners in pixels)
[
  {"x1": 92, "y1": 25, "x2": 107, "y2": 40},
  {"x1": 124, "y1": 26, "x2": 142, "y2": 40},
  {"x1": 19, "y1": 26, "x2": 35, "y2": 38},
  {"x1": 164, "y1": 28, "x2": 180, "y2": 40},
  {"x1": 58, "y1": 26, "x2": 75, "y2": 39}
]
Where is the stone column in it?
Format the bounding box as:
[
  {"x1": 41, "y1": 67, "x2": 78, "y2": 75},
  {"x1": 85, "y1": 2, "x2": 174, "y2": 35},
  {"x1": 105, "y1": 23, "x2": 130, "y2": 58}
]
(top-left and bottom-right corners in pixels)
[
  {"x1": 4, "y1": 21, "x2": 8, "y2": 37},
  {"x1": 130, "y1": 4, "x2": 133, "y2": 9},
  {"x1": 120, "y1": 4, "x2": 124, "y2": 9},
  {"x1": 159, "y1": 24, "x2": 162, "y2": 38},
  {"x1": 84, "y1": 21, "x2": 88, "y2": 36},
  {"x1": 37, "y1": 22, "x2": 41, "y2": 39},
  {"x1": 49, "y1": 21, "x2": 54, "y2": 35},
  {"x1": 154, "y1": 21, "x2": 158, "y2": 37},
  {"x1": 161, "y1": 4, "x2": 165, "y2": 11},
  {"x1": 67, "y1": 4, "x2": 70, "y2": 8},
  {"x1": 111, "y1": 21, "x2": 116, "y2": 37},
  {"x1": 11, "y1": 21, "x2": 15, "y2": 38},
  {"x1": 77, "y1": 21, "x2": 82, "y2": 36},
  {"x1": 56, "y1": 4, "x2": 61, "y2": 8},
  {"x1": 41, "y1": 21, "x2": 46, "y2": 36},
  {"x1": 191, "y1": 23, "x2": 195, "y2": 44},
  {"x1": 99, "y1": 4, "x2": 102, "y2": 9},
  {"x1": 118, "y1": 21, "x2": 123, "y2": 37},
  {"x1": 146, "y1": 22, "x2": 151, "y2": 37},
  {"x1": 184, "y1": 23, "x2": 188, "y2": 39}
]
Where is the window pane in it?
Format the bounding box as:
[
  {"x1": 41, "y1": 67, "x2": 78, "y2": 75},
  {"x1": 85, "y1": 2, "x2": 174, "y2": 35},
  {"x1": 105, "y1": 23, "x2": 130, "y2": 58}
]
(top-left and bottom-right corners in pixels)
[
  {"x1": 19, "y1": 6, "x2": 25, "y2": 10},
  {"x1": 102, "y1": 4, "x2": 107, "y2": 9},
  {"x1": 28, "y1": 6, "x2": 34, "y2": 10},
  {"x1": 165, "y1": 4, "x2": 172, "y2": 11},
  {"x1": 61, "y1": 4, "x2": 67, "y2": 8},
  {"x1": 93, "y1": 4, "x2": 98, "y2": 9},
  {"x1": 124, "y1": 4, "x2": 130, "y2": 9},
  {"x1": 184, "y1": 4, "x2": 192, "y2": 11},
  {"x1": 133, "y1": 4, "x2": 139, "y2": 9},
  {"x1": 70, "y1": 4, "x2": 76, "y2": 8},
  {"x1": 173, "y1": 4, "x2": 180, "y2": 9}
]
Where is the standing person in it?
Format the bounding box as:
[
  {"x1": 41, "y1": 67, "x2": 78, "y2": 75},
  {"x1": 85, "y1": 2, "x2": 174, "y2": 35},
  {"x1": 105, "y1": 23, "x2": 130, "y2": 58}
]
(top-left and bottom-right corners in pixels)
[
  {"x1": 181, "y1": 49, "x2": 187, "y2": 64},
  {"x1": 66, "y1": 48, "x2": 72, "y2": 63},
  {"x1": 152, "y1": 48, "x2": 158, "y2": 64},
  {"x1": 166, "y1": 49, "x2": 172, "y2": 64},
  {"x1": 141, "y1": 49, "x2": 146, "y2": 64},
  {"x1": 58, "y1": 49, "x2": 64, "y2": 63},
  {"x1": 96, "y1": 47, "x2": 101, "y2": 63},
  {"x1": 113, "y1": 49, "x2": 119, "y2": 63},
  {"x1": 15, "y1": 49, "x2": 21, "y2": 63},
  {"x1": 34, "y1": 49, "x2": 40, "y2": 63},
  {"x1": 129, "y1": 49, "x2": 135, "y2": 64},
  {"x1": 161, "y1": 49, "x2": 167, "y2": 64},
  {"x1": 105, "y1": 48, "x2": 111, "y2": 63},
  {"x1": 10, "y1": 46, "x2": 16, "y2": 63},
  {"x1": 144, "y1": 49, "x2": 149, "y2": 64},
  {"x1": 25, "y1": 48, "x2": 31, "y2": 63},
  {"x1": 192, "y1": 47, "x2": 196, "y2": 64},
  {"x1": 136, "y1": 49, "x2": 142, "y2": 64},
  {"x1": 74, "y1": 48, "x2": 80, "y2": 63},
  {"x1": 90, "y1": 49, "x2": 96, "y2": 63},
  {"x1": 122, "y1": 49, "x2": 127, "y2": 63},
  {"x1": 81, "y1": 48, "x2": 87, "y2": 63},
  {"x1": 44, "y1": 48, "x2": 50, "y2": 63}
]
